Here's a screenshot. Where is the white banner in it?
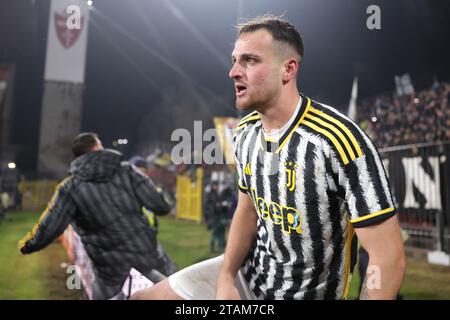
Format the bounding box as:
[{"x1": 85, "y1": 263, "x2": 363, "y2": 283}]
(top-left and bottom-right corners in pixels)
[
  {"x1": 395, "y1": 74, "x2": 415, "y2": 96},
  {"x1": 44, "y1": 0, "x2": 90, "y2": 83},
  {"x1": 347, "y1": 76, "x2": 358, "y2": 121}
]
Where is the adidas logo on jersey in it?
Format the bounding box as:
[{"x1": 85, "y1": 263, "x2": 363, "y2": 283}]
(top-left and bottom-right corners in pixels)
[{"x1": 244, "y1": 163, "x2": 252, "y2": 176}]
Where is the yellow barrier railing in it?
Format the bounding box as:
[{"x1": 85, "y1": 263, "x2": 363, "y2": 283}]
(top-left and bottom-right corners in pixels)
[
  {"x1": 18, "y1": 173, "x2": 205, "y2": 224},
  {"x1": 18, "y1": 180, "x2": 59, "y2": 211},
  {"x1": 175, "y1": 168, "x2": 203, "y2": 223}
]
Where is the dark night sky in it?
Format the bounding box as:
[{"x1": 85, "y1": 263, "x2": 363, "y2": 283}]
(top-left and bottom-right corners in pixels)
[{"x1": 1, "y1": 0, "x2": 449, "y2": 174}]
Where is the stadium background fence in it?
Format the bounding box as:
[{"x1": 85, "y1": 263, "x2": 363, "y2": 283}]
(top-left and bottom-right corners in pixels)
[{"x1": 380, "y1": 141, "x2": 450, "y2": 254}]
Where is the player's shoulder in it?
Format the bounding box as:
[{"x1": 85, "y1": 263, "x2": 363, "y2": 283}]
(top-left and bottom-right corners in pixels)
[
  {"x1": 56, "y1": 175, "x2": 75, "y2": 193},
  {"x1": 300, "y1": 99, "x2": 371, "y2": 165},
  {"x1": 306, "y1": 100, "x2": 362, "y2": 132},
  {"x1": 233, "y1": 110, "x2": 261, "y2": 140}
]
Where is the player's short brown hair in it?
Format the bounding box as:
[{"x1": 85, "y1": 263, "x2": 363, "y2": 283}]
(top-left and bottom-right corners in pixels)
[{"x1": 236, "y1": 15, "x2": 304, "y2": 61}]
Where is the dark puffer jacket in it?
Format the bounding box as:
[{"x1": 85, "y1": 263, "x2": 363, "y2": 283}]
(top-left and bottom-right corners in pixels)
[{"x1": 19, "y1": 149, "x2": 174, "y2": 282}]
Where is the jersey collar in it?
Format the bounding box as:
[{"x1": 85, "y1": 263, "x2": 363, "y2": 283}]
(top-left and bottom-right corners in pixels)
[{"x1": 258, "y1": 93, "x2": 311, "y2": 153}]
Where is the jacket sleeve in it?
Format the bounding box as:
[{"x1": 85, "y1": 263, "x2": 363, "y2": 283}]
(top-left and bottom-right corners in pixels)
[
  {"x1": 19, "y1": 177, "x2": 77, "y2": 254},
  {"x1": 129, "y1": 165, "x2": 172, "y2": 216}
]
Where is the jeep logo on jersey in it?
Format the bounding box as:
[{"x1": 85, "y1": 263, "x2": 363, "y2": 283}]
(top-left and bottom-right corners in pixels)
[
  {"x1": 250, "y1": 188, "x2": 303, "y2": 235},
  {"x1": 284, "y1": 162, "x2": 298, "y2": 192},
  {"x1": 54, "y1": 11, "x2": 84, "y2": 49}
]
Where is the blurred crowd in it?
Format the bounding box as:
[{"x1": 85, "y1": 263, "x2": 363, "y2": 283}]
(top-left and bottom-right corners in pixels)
[{"x1": 359, "y1": 81, "x2": 450, "y2": 148}]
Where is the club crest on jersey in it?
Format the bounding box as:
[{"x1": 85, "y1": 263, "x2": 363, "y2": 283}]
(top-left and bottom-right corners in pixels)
[{"x1": 284, "y1": 162, "x2": 298, "y2": 192}]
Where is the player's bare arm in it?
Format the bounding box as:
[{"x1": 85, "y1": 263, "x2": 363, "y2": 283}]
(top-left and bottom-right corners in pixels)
[
  {"x1": 216, "y1": 190, "x2": 258, "y2": 299},
  {"x1": 355, "y1": 215, "x2": 406, "y2": 299}
]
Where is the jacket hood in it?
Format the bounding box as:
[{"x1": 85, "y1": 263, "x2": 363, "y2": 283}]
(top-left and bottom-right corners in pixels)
[{"x1": 69, "y1": 149, "x2": 123, "y2": 181}]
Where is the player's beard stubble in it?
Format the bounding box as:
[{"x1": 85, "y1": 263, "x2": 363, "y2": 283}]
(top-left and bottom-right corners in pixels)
[{"x1": 235, "y1": 81, "x2": 281, "y2": 112}]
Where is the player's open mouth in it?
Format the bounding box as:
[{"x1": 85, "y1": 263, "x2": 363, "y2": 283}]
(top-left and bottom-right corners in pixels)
[{"x1": 235, "y1": 84, "x2": 247, "y2": 97}]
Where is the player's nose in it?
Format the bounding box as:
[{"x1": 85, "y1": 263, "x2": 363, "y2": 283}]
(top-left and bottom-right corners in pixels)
[{"x1": 229, "y1": 63, "x2": 243, "y2": 80}]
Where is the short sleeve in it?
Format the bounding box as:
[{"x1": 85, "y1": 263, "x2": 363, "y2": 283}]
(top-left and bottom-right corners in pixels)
[{"x1": 342, "y1": 139, "x2": 397, "y2": 228}]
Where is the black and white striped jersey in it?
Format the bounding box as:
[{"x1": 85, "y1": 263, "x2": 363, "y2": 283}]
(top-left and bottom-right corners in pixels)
[{"x1": 233, "y1": 93, "x2": 397, "y2": 300}]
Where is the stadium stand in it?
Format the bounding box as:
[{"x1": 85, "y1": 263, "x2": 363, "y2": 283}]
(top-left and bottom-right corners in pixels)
[{"x1": 358, "y1": 82, "x2": 450, "y2": 148}]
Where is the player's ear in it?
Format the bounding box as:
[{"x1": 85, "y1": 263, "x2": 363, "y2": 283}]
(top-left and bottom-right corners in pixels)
[{"x1": 282, "y1": 58, "x2": 298, "y2": 82}]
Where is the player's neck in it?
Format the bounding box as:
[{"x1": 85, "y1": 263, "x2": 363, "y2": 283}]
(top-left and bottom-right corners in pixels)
[{"x1": 259, "y1": 90, "x2": 301, "y2": 133}]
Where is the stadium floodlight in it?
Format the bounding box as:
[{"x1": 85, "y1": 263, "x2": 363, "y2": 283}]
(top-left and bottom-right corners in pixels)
[
  {"x1": 87, "y1": 0, "x2": 93, "y2": 6},
  {"x1": 116, "y1": 139, "x2": 128, "y2": 145},
  {"x1": 8, "y1": 162, "x2": 16, "y2": 169}
]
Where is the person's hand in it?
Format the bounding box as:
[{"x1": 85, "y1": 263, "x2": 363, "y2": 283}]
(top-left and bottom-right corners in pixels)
[
  {"x1": 216, "y1": 276, "x2": 241, "y2": 300},
  {"x1": 18, "y1": 239, "x2": 29, "y2": 255}
]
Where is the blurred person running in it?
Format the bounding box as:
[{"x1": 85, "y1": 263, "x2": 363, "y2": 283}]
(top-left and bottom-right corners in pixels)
[{"x1": 19, "y1": 132, "x2": 176, "y2": 299}]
